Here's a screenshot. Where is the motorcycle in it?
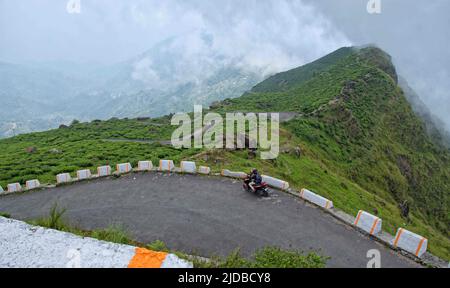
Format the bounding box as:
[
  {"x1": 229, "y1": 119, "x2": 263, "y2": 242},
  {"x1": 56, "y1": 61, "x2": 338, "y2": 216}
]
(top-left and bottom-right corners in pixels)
[{"x1": 243, "y1": 176, "x2": 270, "y2": 197}]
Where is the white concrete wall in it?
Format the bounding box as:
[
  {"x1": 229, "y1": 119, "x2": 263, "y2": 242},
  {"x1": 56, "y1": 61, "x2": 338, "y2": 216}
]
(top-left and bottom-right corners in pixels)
[
  {"x1": 56, "y1": 173, "x2": 71, "y2": 184},
  {"x1": 221, "y1": 169, "x2": 247, "y2": 179},
  {"x1": 300, "y1": 188, "x2": 334, "y2": 209},
  {"x1": 7, "y1": 183, "x2": 22, "y2": 193},
  {"x1": 25, "y1": 180, "x2": 41, "y2": 190},
  {"x1": 180, "y1": 161, "x2": 196, "y2": 173},
  {"x1": 0, "y1": 217, "x2": 192, "y2": 268},
  {"x1": 261, "y1": 175, "x2": 289, "y2": 190},
  {"x1": 159, "y1": 160, "x2": 175, "y2": 172},
  {"x1": 116, "y1": 163, "x2": 132, "y2": 174},
  {"x1": 354, "y1": 210, "x2": 382, "y2": 235},
  {"x1": 97, "y1": 166, "x2": 112, "y2": 177},
  {"x1": 198, "y1": 166, "x2": 211, "y2": 175},
  {"x1": 77, "y1": 170, "x2": 92, "y2": 180},
  {"x1": 138, "y1": 161, "x2": 153, "y2": 171},
  {"x1": 393, "y1": 228, "x2": 428, "y2": 257}
]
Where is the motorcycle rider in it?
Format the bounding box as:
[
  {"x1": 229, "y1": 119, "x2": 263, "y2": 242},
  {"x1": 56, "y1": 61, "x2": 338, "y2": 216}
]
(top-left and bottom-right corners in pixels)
[{"x1": 249, "y1": 168, "x2": 262, "y2": 192}]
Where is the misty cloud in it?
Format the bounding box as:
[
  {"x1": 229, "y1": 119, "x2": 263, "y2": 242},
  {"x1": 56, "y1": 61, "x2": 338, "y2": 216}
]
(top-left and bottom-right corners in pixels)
[
  {"x1": 125, "y1": 0, "x2": 351, "y2": 89},
  {"x1": 0, "y1": 0, "x2": 448, "y2": 132}
]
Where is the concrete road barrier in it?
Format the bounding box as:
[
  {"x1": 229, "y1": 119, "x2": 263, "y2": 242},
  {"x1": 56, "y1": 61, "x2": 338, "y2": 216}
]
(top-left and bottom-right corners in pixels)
[
  {"x1": 138, "y1": 161, "x2": 153, "y2": 171},
  {"x1": 7, "y1": 183, "x2": 22, "y2": 193},
  {"x1": 198, "y1": 166, "x2": 211, "y2": 175},
  {"x1": 56, "y1": 173, "x2": 71, "y2": 184},
  {"x1": 300, "y1": 188, "x2": 334, "y2": 209},
  {"x1": 0, "y1": 217, "x2": 193, "y2": 268},
  {"x1": 354, "y1": 210, "x2": 382, "y2": 235},
  {"x1": 221, "y1": 169, "x2": 247, "y2": 179},
  {"x1": 159, "y1": 160, "x2": 175, "y2": 172},
  {"x1": 77, "y1": 169, "x2": 92, "y2": 180},
  {"x1": 392, "y1": 228, "x2": 428, "y2": 257},
  {"x1": 116, "y1": 163, "x2": 132, "y2": 174},
  {"x1": 180, "y1": 161, "x2": 196, "y2": 174},
  {"x1": 25, "y1": 180, "x2": 41, "y2": 190},
  {"x1": 261, "y1": 175, "x2": 289, "y2": 191},
  {"x1": 97, "y1": 166, "x2": 112, "y2": 177}
]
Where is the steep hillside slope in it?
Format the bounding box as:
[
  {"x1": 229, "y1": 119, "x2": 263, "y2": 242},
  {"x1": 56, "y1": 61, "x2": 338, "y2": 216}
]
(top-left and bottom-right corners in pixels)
[
  {"x1": 219, "y1": 47, "x2": 449, "y2": 233},
  {"x1": 0, "y1": 47, "x2": 448, "y2": 259}
]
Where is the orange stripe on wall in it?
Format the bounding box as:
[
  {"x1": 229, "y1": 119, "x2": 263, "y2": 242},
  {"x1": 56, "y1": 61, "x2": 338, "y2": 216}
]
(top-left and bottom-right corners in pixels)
[
  {"x1": 415, "y1": 238, "x2": 426, "y2": 257},
  {"x1": 393, "y1": 228, "x2": 404, "y2": 247},
  {"x1": 128, "y1": 248, "x2": 168, "y2": 268},
  {"x1": 354, "y1": 211, "x2": 363, "y2": 226},
  {"x1": 369, "y1": 218, "x2": 379, "y2": 235}
]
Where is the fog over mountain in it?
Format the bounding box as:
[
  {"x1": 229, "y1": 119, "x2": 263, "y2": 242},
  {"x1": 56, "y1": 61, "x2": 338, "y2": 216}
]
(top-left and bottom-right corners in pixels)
[{"x1": 0, "y1": 0, "x2": 448, "y2": 138}]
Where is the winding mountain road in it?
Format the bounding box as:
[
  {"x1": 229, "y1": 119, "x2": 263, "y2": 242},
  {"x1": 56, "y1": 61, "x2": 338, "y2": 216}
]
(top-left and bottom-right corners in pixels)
[{"x1": 0, "y1": 172, "x2": 420, "y2": 268}]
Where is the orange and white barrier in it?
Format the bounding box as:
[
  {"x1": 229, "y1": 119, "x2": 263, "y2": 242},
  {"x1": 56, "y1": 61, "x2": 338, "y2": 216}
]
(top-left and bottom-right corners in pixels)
[
  {"x1": 0, "y1": 217, "x2": 193, "y2": 268},
  {"x1": 300, "y1": 188, "x2": 334, "y2": 209},
  {"x1": 77, "y1": 169, "x2": 92, "y2": 180},
  {"x1": 198, "y1": 166, "x2": 211, "y2": 175},
  {"x1": 159, "y1": 160, "x2": 175, "y2": 172},
  {"x1": 137, "y1": 161, "x2": 153, "y2": 171},
  {"x1": 261, "y1": 175, "x2": 289, "y2": 191},
  {"x1": 180, "y1": 161, "x2": 197, "y2": 173},
  {"x1": 25, "y1": 180, "x2": 41, "y2": 190},
  {"x1": 97, "y1": 166, "x2": 112, "y2": 177},
  {"x1": 56, "y1": 173, "x2": 71, "y2": 184},
  {"x1": 392, "y1": 228, "x2": 428, "y2": 257},
  {"x1": 7, "y1": 183, "x2": 22, "y2": 193},
  {"x1": 353, "y1": 210, "x2": 382, "y2": 235},
  {"x1": 127, "y1": 248, "x2": 192, "y2": 268},
  {"x1": 116, "y1": 163, "x2": 132, "y2": 174},
  {"x1": 221, "y1": 169, "x2": 247, "y2": 179}
]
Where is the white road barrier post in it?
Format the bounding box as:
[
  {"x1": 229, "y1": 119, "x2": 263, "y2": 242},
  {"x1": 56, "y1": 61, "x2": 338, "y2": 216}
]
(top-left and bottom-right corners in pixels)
[
  {"x1": 138, "y1": 161, "x2": 153, "y2": 171},
  {"x1": 56, "y1": 173, "x2": 72, "y2": 184},
  {"x1": 354, "y1": 210, "x2": 382, "y2": 235},
  {"x1": 7, "y1": 183, "x2": 22, "y2": 193},
  {"x1": 97, "y1": 165, "x2": 112, "y2": 177},
  {"x1": 25, "y1": 180, "x2": 41, "y2": 190},
  {"x1": 261, "y1": 175, "x2": 289, "y2": 190},
  {"x1": 300, "y1": 188, "x2": 334, "y2": 209},
  {"x1": 77, "y1": 169, "x2": 92, "y2": 180},
  {"x1": 221, "y1": 169, "x2": 247, "y2": 179},
  {"x1": 180, "y1": 161, "x2": 197, "y2": 174},
  {"x1": 392, "y1": 228, "x2": 428, "y2": 257},
  {"x1": 159, "y1": 160, "x2": 175, "y2": 172},
  {"x1": 198, "y1": 166, "x2": 211, "y2": 175},
  {"x1": 116, "y1": 163, "x2": 133, "y2": 174}
]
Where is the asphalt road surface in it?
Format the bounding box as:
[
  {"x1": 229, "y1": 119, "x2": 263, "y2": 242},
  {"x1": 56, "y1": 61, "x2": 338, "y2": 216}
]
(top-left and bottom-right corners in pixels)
[{"x1": 0, "y1": 172, "x2": 420, "y2": 268}]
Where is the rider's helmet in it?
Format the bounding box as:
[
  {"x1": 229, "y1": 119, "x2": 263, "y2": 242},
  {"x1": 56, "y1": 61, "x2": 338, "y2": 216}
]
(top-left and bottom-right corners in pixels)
[{"x1": 252, "y1": 168, "x2": 258, "y2": 174}]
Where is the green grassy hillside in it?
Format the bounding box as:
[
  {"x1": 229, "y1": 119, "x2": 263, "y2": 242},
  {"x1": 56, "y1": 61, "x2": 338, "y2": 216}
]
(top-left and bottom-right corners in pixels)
[{"x1": 1, "y1": 46, "x2": 448, "y2": 259}]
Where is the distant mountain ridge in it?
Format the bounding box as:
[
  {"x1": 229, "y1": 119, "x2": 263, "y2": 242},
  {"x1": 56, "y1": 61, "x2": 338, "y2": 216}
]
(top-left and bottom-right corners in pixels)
[{"x1": 0, "y1": 37, "x2": 264, "y2": 137}]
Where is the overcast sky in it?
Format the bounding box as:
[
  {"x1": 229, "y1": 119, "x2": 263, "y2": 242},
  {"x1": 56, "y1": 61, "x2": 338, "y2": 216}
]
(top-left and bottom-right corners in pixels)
[{"x1": 0, "y1": 0, "x2": 449, "y2": 129}]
